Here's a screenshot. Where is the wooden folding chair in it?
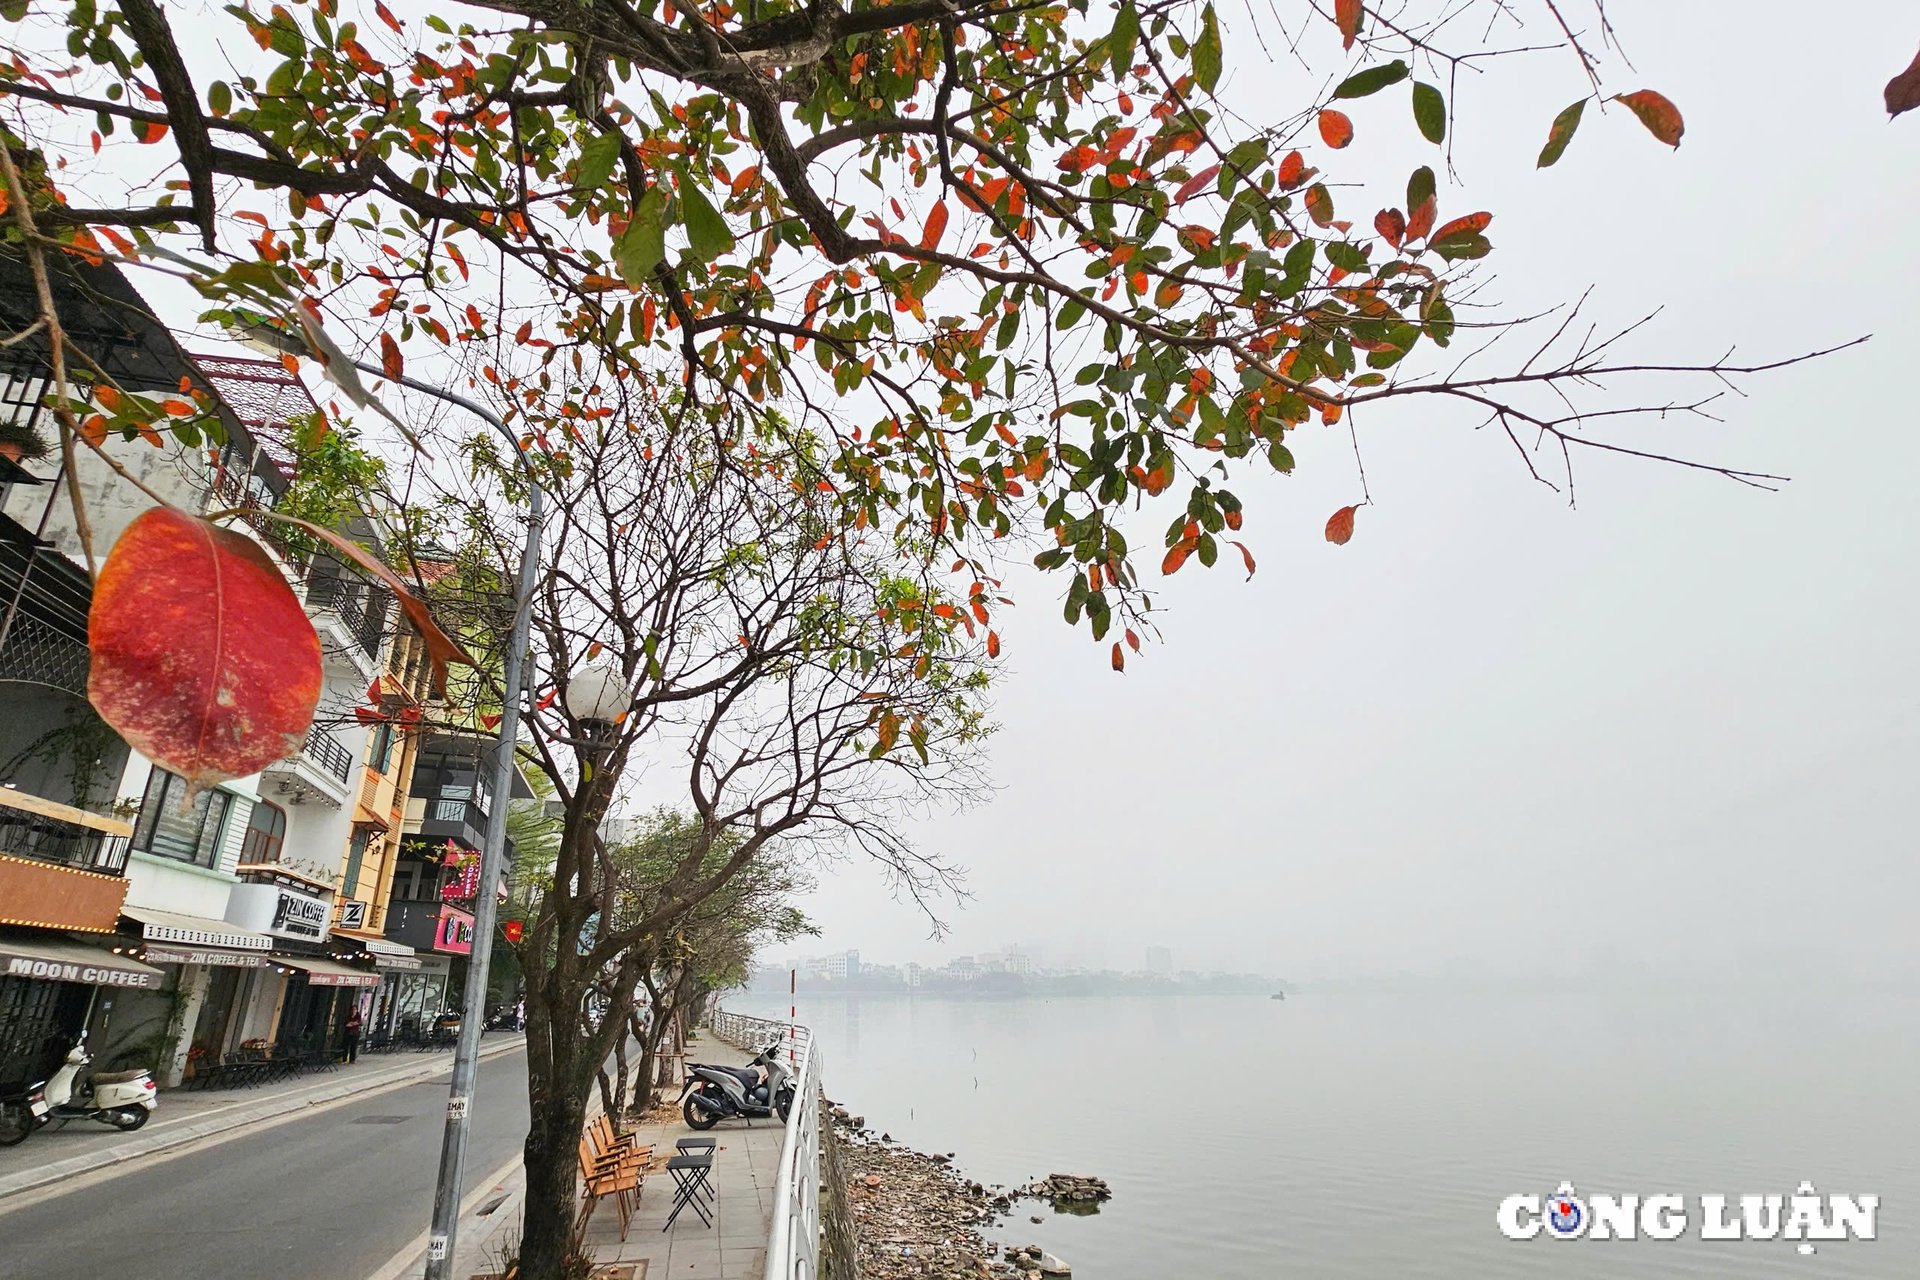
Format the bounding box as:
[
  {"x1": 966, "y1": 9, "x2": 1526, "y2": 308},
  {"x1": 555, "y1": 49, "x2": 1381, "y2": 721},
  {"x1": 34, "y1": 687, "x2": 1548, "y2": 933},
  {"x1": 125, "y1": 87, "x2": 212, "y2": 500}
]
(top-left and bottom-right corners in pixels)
[{"x1": 577, "y1": 1137, "x2": 647, "y2": 1240}]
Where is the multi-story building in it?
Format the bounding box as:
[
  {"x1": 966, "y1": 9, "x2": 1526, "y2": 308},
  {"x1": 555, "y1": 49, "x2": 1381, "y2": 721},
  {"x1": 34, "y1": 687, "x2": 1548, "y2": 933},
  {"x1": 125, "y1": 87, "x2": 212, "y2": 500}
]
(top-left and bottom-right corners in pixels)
[
  {"x1": 1146, "y1": 945, "x2": 1174, "y2": 975},
  {"x1": 0, "y1": 246, "x2": 435, "y2": 1087}
]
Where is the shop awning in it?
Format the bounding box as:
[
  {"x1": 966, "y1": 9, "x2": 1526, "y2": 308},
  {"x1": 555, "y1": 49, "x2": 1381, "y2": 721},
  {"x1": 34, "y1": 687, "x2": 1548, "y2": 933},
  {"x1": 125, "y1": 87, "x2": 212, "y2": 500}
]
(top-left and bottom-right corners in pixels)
[
  {"x1": 278, "y1": 957, "x2": 380, "y2": 988},
  {"x1": 353, "y1": 936, "x2": 423, "y2": 970},
  {"x1": 0, "y1": 935, "x2": 165, "y2": 988},
  {"x1": 121, "y1": 904, "x2": 271, "y2": 952}
]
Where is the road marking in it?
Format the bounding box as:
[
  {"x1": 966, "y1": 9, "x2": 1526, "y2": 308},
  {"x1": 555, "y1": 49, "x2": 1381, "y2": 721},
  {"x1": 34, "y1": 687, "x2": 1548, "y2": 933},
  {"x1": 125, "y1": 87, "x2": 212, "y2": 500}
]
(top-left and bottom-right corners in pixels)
[{"x1": 365, "y1": 1149, "x2": 524, "y2": 1280}]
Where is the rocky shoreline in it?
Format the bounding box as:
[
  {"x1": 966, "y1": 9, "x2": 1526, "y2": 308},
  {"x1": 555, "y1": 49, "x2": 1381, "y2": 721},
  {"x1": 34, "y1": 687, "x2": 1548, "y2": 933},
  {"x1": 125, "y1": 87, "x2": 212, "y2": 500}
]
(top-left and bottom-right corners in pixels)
[{"x1": 827, "y1": 1104, "x2": 1099, "y2": 1279}]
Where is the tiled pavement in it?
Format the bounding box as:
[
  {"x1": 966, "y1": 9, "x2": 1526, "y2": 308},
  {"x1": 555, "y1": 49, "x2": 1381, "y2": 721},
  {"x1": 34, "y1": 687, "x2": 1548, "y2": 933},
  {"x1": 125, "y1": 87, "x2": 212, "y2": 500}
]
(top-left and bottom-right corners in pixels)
[{"x1": 579, "y1": 1041, "x2": 782, "y2": 1280}]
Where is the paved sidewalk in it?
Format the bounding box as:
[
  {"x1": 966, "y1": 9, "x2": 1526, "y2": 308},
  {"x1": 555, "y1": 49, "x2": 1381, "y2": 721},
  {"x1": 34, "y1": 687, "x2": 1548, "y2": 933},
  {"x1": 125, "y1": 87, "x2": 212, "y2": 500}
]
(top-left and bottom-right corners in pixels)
[
  {"x1": 580, "y1": 1034, "x2": 782, "y2": 1280},
  {"x1": 0, "y1": 1033, "x2": 527, "y2": 1202}
]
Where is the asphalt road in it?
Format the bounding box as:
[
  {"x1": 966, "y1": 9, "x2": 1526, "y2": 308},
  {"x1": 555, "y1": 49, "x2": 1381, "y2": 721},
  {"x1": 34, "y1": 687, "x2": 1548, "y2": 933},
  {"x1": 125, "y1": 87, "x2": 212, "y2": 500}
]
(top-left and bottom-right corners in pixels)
[{"x1": 0, "y1": 1047, "x2": 529, "y2": 1280}]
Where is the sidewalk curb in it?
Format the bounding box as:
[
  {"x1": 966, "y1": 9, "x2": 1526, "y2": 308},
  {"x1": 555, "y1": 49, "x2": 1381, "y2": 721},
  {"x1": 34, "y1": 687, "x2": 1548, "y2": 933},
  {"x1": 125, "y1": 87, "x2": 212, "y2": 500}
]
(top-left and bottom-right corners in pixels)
[
  {"x1": 367, "y1": 1152, "x2": 527, "y2": 1280},
  {"x1": 0, "y1": 1036, "x2": 527, "y2": 1204}
]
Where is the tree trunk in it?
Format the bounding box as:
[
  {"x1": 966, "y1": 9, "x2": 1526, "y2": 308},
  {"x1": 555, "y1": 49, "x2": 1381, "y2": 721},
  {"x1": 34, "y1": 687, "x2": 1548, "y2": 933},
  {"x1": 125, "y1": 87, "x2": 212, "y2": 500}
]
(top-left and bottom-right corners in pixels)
[{"x1": 519, "y1": 1078, "x2": 589, "y2": 1280}]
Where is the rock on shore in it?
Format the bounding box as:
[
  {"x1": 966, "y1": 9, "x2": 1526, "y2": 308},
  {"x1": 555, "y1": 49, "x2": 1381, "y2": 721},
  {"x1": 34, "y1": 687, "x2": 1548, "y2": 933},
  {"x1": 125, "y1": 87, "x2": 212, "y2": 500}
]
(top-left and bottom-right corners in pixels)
[
  {"x1": 833, "y1": 1113, "x2": 1052, "y2": 1278},
  {"x1": 1026, "y1": 1174, "x2": 1111, "y2": 1207}
]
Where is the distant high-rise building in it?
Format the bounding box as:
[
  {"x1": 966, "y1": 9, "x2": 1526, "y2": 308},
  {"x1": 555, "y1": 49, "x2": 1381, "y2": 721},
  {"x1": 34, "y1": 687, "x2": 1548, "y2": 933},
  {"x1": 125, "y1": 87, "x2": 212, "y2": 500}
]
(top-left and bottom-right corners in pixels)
[{"x1": 1146, "y1": 946, "x2": 1174, "y2": 974}]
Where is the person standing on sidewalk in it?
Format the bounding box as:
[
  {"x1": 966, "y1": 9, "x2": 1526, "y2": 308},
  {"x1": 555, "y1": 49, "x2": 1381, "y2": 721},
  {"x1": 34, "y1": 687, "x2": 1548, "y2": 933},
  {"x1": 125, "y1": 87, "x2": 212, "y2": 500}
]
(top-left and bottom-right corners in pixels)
[{"x1": 344, "y1": 1006, "x2": 364, "y2": 1064}]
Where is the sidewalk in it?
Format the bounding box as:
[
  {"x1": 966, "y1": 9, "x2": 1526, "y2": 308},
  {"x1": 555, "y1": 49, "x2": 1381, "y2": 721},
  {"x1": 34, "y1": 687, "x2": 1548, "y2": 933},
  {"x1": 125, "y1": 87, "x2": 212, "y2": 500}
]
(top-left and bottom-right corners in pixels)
[
  {"x1": 430, "y1": 1032, "x2": 780, "y2": 1280},
  {"x1": 0, "y1": 1033, "x2": 527, "y2": 1202}
]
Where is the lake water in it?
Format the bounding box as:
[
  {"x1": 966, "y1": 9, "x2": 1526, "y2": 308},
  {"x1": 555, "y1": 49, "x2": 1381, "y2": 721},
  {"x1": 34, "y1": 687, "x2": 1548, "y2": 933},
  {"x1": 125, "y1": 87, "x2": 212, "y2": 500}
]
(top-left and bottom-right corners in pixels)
[{"x1": 730, "y1": 988, "x2": 1919, "y2": 1278}]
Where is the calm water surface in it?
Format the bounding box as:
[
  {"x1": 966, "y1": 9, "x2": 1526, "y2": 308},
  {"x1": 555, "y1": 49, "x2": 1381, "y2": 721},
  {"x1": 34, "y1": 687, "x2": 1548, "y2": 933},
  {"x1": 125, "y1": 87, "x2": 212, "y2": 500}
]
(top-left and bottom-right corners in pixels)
[{"x1": 732, "y1": 989, "x2": 1919, "y2": 1278}]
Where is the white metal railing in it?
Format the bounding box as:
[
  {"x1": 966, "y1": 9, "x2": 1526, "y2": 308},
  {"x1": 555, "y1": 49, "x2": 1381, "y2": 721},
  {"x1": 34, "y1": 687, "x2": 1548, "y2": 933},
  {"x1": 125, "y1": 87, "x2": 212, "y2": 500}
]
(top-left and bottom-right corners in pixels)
[{"x1": 707, "y1": 1007, "x2": 820, "y2": 1280}]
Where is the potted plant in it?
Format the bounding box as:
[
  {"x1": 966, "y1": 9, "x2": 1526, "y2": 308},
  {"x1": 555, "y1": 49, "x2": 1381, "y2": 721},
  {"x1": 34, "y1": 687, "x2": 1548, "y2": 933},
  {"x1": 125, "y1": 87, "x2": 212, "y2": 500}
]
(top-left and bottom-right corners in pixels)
[{"x1": 0, "y1": 418, "x2": 53, "y2": 465}]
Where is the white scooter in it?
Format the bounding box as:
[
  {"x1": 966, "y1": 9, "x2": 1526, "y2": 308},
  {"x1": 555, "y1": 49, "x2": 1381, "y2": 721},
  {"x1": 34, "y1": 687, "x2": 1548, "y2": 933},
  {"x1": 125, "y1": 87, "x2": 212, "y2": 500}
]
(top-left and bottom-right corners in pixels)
[{"x1": 0, "y1": 1038, "x2": 156, "y2": 1143}]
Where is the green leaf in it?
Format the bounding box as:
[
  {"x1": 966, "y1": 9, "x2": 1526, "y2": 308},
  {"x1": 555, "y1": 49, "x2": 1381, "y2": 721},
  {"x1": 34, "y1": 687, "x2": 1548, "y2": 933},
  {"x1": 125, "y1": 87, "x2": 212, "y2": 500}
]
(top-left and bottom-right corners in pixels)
[
  {"x1": 1431, "y1": 233, "x2": 1490, "y2": 261},
  {"x1": 0, "y1": 0, "x2": 27, "y2": 19},
  {"x1": 1056, "y1": 297, "x2": 1087, "y2": 330},
  {"x1": 575, "y1": 132, "x2": 622, "y2": 191},
  {"x1": 1267, "y1": 440, "x2": 1295, "y2": 473},
  {"x1": 614, "y1": 188, "x2": 667, "y2": 285},
  {"x1": 1536, "y1": 98, "x2": 1586, "y2": 168},
  {"x1": 1109, "y1": 2, "x2": 1139, "y2": 75},
  {"x1": 207, "y1": 80, "x2": 232, "y2": 116},
  {"x1": 1333, "y1": 59, "x2": 1409, "y2": 100},
  {"x1": 1324, "y1": 240, "x2": 1369, "y2": 272},
  {"x1": 1193, "y1": 4, "x2": 1222, "y2": 93},
  {"x1": 680, "y1": 182, "x2": 732, "y2": 263},
  {"x1": 1412, "y1": 82, "x2": 1445, "y2": 144},
  {"x1": 1407, "y1": 165, "x2": 1436, "y2": 216}
]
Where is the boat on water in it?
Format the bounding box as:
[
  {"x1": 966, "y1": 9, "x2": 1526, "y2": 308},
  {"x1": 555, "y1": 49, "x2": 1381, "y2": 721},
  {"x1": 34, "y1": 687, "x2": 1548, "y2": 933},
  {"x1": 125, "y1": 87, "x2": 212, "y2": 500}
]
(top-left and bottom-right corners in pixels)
[{"x1": 1269, "y1": 992, "x2": 1286, "y2": 1001}]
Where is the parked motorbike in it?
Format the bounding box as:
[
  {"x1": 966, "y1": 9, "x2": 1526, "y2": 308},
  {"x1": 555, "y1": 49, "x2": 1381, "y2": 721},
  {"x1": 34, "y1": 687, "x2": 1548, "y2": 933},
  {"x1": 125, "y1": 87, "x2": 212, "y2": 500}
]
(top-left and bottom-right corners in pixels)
[
  {"x1": 679, "y1": 1041, "x2": 795, "y2": 1130},
  {"x1": 0, "y1": 1038, "x2": 156, "y2": 1145}
]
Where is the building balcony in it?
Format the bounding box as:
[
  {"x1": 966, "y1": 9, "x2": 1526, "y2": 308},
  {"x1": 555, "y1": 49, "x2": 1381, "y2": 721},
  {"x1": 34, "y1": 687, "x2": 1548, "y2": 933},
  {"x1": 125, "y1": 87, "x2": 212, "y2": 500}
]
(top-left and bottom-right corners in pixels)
[
  {"x1": 260, "y1": 723, "x2": 355, "y2": 808},
  {"x1": 304, "y1": 566, "x2": 389, "y2": 677},
  {"x1": 0, "y1": 786, "x2": 133, "y2": 933}
]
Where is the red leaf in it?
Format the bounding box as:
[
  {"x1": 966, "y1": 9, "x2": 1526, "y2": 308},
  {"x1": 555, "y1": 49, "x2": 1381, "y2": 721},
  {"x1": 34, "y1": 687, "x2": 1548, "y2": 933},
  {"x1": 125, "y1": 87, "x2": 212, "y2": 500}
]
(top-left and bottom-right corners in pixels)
[
  {"x1": 480, "y1": 712, "x2": 503, "y2": 730},
  {"x1": 1335, "y1": 0, "x2": 1363, "y2": 49},
  {"x1": 374, "y1": 0, "x2": 404, "y2": 32},
  {"x1": 446, "y1": 242, "x2": 469, "y2": 281},
  {"x1": 1887, "y1": 47, "x2": 1920, "y2": 118},
  {"x1": 1277, "y1": 151, "x2": 1309, "y2": 190},
  {"x1": 160, "y1": 398, "x2": 194, "y2": 416},
  {"x1": 1175, "y1": 164, "x2": 1221, "y2": 205},
  {"x1": 1125, "y1": 628, "x2": 1140, "y2": 652},
  {"x1": 986, "y1": 630, "x2": 1001, "y2": 658},
  {"x1": 1405, "y1": 198, "x2": 1435, "y2": 242},
  {"x1": 1431, "y1": 211, "x2": 1492, "y2": 241},
  {"x1": 88, "y1": 508, "x2": 322, "y2": 792},
  {"x1": 1373, "y1": 208, "x2": 1405, "y2": 248},
  {"x1": 1162, "y1": 542, "x2": 1194, "y2": 575},
  {"x1": 1230, "y1": 539, "x2": 1256, "y2": 579},
  {"x1": 920, "y1": 200, "x2": 950, "y2": 251},
  {"x1": 1111, "y1": 642, "x2": 1125, "y2": 672},
  {"x1": 140, "y1": 121, "x2": 168, "y2": 144},
  {"x1": 1613, "y1": 89, "x2": 1684, "y2": 148},
  {"x1": 379, "y1": 332, "x2": 403, "y2": 380},
  {"x1": 1317, "y1": 109, "x2": 1354, "y2": 149},
  {"x1": 1325, "y1": 505, "x2": 1358, "y2": 545}
]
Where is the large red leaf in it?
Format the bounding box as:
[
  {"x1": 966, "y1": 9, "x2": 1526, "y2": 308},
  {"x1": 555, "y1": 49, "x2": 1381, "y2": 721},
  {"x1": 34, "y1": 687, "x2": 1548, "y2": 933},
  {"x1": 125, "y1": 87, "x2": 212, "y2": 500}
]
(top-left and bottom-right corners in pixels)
[
  {"x1": 1614, "y1": 90, "x2": 1684, "y2": 148},
  {"x1": 1325, "y1": 505, "x2": 1358, "y2": 545},
  {"x1": 1888, "y1": 47, "x2": 1920, "y2": 118},
  {"x1": 89, "y1": 508, "x2": 321, "y2": 792}
]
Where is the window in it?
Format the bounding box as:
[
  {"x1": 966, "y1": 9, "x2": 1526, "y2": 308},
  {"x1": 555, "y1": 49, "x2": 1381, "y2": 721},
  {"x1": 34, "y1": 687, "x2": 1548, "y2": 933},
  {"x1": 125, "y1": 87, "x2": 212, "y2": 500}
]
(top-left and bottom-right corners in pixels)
[
  {"x1": 342, "y1": 827, "x2": 373, "y2": 898},
  {"x1": 241, "y1": 802, "x2": 286, "y2": 865},
  {"x1": 369, "y1": 724, "x2": 395, "y2": 774},
  {"x1": 132, "y1": 769, "x2": 232, "y2": 869}
]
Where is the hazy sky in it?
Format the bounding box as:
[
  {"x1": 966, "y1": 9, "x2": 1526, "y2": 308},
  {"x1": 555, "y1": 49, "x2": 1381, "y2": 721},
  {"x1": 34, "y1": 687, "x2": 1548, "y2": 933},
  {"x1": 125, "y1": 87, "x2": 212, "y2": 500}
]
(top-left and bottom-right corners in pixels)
[{"x1": 764, "y1": 3, "x2": 1920, "y2": 980}]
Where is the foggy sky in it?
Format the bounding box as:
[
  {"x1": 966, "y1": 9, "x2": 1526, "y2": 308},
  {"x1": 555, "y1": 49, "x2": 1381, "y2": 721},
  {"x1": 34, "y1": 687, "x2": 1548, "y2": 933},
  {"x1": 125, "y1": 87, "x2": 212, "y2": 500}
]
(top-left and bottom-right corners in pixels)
[{"x1": 762, "y1": 4, "x2": 1920, "y2": 981}]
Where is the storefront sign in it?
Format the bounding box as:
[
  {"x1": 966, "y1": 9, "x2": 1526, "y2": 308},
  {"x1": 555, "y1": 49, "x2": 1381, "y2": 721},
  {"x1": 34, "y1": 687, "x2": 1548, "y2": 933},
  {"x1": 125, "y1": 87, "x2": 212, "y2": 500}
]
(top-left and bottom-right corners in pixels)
[
  {"x1": 0, "y1": 943, "x2": 160, "y2": 988},
  {"x1": 0, "y1": 853, "x2": 129, "y2": 933},
  {"x1": 143, "y1": 944, "x2": 265, "y2": 968},
  {"x1": 373, "y1": 954, "x2": 424, "y2": 971},
  {"x1": 304, "y1": 968, "x2": 379, "y2": 988},
  {"x1": 338, "y1": 900, "x2": 368, "y2": 931},
  {"x1": 435, "y1": 906, "x2": 475, "y2": 955},
  {"x1": 227, "y1": 880, "x2": 334, "y2": 944}
]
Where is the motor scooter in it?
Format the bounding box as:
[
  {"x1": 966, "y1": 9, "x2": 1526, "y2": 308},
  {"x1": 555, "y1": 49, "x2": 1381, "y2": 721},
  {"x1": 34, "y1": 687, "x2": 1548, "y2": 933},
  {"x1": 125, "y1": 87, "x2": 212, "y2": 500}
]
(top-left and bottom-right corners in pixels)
[
  {"x1": 0, "y1": 1037, "x2": 156, "y2": 1145},
  {"x1": 678, "y1": 1041, "x2": 795, "y2": 1130}
]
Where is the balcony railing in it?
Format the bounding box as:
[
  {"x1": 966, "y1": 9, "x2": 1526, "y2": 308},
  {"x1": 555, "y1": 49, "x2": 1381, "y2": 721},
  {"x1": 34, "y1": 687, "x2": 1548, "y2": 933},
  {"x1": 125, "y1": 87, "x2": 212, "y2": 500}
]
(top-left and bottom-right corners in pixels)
[
  {"x1": 302, "y1": 724, "x2": 353, "y2": 782},
  {"x1": 0, "y1": 786, "x2": 132, "y2": 875},
  {"x1": 306, "y1": 569, "x2": 389, "y2": 660}
]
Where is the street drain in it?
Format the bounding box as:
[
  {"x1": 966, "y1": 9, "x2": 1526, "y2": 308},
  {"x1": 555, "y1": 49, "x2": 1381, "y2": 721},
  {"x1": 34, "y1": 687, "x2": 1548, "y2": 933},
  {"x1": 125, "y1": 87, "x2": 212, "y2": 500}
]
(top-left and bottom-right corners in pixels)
[{"x1": 352, "y1": 1115, "x2": 410, "y2": 1124}]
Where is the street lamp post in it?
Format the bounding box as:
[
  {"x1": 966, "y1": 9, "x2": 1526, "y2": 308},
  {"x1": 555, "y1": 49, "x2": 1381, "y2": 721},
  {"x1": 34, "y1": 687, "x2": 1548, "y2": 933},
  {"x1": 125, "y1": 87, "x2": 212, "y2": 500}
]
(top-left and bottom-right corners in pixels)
[
  {"x1": 353, "y1": 367, "x2": 543, "y2": 1280},
  {"x1": 235, "y1": 316, "x2": 544, "y2": 1279}
]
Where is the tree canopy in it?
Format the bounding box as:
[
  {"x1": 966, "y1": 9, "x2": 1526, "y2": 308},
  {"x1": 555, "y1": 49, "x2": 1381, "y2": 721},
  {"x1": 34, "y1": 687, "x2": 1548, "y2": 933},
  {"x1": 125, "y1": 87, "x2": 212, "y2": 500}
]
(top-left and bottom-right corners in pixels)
[{"x1": 1, "y1": 0, "x2": 1860, "y2": 701}]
